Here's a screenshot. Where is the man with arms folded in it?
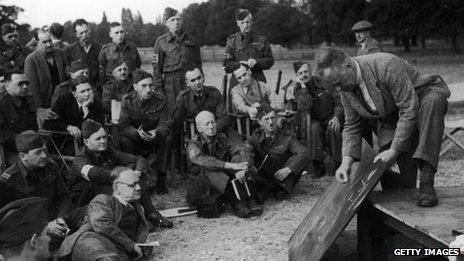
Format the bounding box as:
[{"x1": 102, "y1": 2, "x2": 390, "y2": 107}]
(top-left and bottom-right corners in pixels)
[{"x1": 231, "y1": 63, "x2": 284, "y2": 119}]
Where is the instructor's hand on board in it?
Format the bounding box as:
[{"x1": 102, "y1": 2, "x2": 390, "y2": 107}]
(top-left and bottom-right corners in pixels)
[{"x1": 336, "y1": 156, "x2": 354, "y2": 183}]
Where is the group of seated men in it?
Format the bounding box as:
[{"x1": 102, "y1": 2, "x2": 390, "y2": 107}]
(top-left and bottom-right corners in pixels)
[{"x1": 0, "y1": 6, "x2": 451, "y2": 261}]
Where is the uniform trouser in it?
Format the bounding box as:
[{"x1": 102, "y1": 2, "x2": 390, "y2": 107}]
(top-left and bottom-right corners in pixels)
[
  {"x1": 309, "y1": 119, "x2": 342, "y2": 163},
  {"x1": 254, "y1": 170, "x2": 301, "y2": 194},
  {"x1": 186, "y1": 170, "x2": 230, "y2": 206},
  {"x1": 163, "y1": 71, "x2": 187, "y2": 171},
  {"x1": 119, "y1": 134, "x2": 172, "y2": 174},
  {"x1": 379, "y1": 89, "x2": 448, "y2": 190}
]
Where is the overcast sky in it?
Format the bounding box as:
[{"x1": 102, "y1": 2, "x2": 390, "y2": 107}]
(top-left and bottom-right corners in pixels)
[{"x1": 2, "y1": 0, "x2": 205, "y2": 27}]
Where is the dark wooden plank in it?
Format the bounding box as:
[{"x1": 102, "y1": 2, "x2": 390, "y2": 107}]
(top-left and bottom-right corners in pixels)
[{"x1": 288, "y1": 141, "x2": 386, "y2": 261}]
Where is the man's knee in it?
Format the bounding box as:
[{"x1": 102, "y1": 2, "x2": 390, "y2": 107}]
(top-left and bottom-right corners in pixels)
[{"x1": 420, "y1": 91, "x2": 448, "y2": 114}]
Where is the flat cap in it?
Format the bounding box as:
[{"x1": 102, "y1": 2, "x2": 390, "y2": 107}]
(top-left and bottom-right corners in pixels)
[
  {"x1": 82, "y1": 119, "x2": 103, "y2": 139},
  {"x1": 235, "y1": 9, "x2": 251, "y2": 21},
  {"x1": 293, "y1": 61, "x2": 309, "y2": 73},
  {"x1": 1, "y1": 24, "x2": 16, "y2": 36},
  {"x1": 15, "y1": 130, "x2": 43, "y2": 153},
  {"x1": 255, "y1": 103, "x2": 274, "y2": 120},
  {"x1": 0, "y1": 197, "x2": 49, "y2": 245},
  {"x1": 351, "y1": 20, "x2": 373, "y2": 32},
  {"x1": 70, "y1": 60, "x2": 87, "y2": 73},
  {"x1": 163, "y1": 7, "x2": 180, "y2": 22},
  {"x1": 132, "y1": 68, "x2": 152, "y2": 84}
]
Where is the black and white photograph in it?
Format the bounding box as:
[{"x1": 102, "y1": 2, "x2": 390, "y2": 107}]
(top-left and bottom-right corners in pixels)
[{"x1": 0, "y1": 0, "x2": 464, "y2": 260}]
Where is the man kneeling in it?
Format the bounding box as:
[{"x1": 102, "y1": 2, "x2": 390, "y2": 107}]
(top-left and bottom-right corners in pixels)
[
  {"x1": 247, "y1": 104, "x2": 310, "y2": 202},
  {"x1": 59, "y1": 167, "x2": 149, "y2": 260},
  {"x1": 186, "y1": 111, "x2": 262, "y2": 218}
]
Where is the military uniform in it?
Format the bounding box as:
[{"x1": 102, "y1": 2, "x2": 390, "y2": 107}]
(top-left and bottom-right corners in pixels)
[
  {"x1": 223, "y1": 31, "x2": 274, "y2": 87},
  {"x1": 173, "y1": 86, "x2": 229, "y2": 132},
  {"x1": 101, "y1": 78, "x2": 132, "y2": 114},
  {"x1": 69, "y1": 146, "x2": 150, "y2": 212},
  {"x1": 0, "y1": 94, "x2": 37, "y2": 163},
  {"x1": 0, "y1": 158, "x2": 71, "y2": 222},
  {"x1": 186, "y1": 131, "x2": 252, "y2": 205},
  {"x1": 98, "y1": 41, "x2": 141, "y2": 83},
  {"x1": 119, "y1": 90, "x2": 171, "y2": 173},
  {"x1": 284, "y1": 79, "x2": 343, "y2": 163},
  {"x1": 247, "y1": 128, "x2": 310, "y2": 194},
  {"x1": 152, "y1": 31, "x2": 202, "y2": 114},
  {"x1": 0, "y1": 43, "x2": 29, "y2": 70}
]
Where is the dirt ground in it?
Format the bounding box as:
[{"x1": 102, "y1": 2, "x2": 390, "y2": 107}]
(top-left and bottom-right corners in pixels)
[
  {"x1": 140, "y1": 139, "x2": 464, "y2": 261},
  {"x1": 137, "y1": 54, "x2": 464, "y2": 260}
]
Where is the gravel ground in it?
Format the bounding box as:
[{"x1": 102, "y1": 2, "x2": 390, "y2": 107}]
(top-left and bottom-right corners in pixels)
[{"x1": 140, "y1": 132, "x2": 464, "y2": 261}]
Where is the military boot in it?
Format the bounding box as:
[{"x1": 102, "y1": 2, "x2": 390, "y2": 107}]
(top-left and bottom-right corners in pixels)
[
  {"x1": 232, "y1": 201, "x2": 253, "y2": 218},
  {"x1": 147, "y1": 210, "x2": 173, "y2": 229},
  {"x1": 247, "y1": 198, "x2": 263, "y2": 217},
  {"x1": 417, "y1": 166, "x2": 438, "y2": 207}
]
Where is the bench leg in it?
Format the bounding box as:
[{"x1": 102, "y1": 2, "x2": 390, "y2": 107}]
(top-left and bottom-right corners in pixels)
[{"x1": 357, "y1": 203, "x2": 387, "y2": 261}]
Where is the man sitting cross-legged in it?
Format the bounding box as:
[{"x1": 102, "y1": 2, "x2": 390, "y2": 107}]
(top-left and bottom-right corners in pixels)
[
  {"x1": 68, "y1": 119, "x2": 172, "y2": 231},
  {"x1": 59, "y1": 167, "x2": 150, "y2": 261},
  {"x1": 247, "y1": 104, "x2": 310, "y2": 202},
  {"x1": 186, "y1": 110, "x2": 262, "y2": 218}
]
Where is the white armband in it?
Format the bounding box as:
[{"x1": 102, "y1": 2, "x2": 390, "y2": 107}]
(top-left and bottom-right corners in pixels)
[{"x1": 81, "y1": 165, "x2": 94, "y2": 181}]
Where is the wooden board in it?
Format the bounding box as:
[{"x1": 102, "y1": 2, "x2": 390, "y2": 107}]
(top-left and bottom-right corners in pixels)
[
  {"x1": 288, "y1": 140, "x2": 386, "y2": 261},
  {"x1": 367, "y1": 186, "x2": 464, "y2": 246}
]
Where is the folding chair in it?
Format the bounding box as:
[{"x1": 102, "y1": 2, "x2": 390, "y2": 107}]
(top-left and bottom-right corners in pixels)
[
  {"x1": 178, "y1": 119, "x2": 196, "y2": 174},
  {"x1": 38, "y1": 129, "x2": 80, "y2": 173},
  {"x1": 440, "y1": 118, "x2": 464, "y2": 156},
  {"x1": 0, "y1": 145, "x2": 6, "y2": 173}
]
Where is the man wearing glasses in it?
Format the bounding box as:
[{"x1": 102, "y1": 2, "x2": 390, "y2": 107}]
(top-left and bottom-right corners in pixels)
[
  {"x1": 59, "y1": 167, "x2": 150, "y2": 260},
  {"x1": 0, "y1": 24, "x2": 30, "y2": 70},
  {"x1": 0, "y1": 69, "x2": 37, "y2": 166}
]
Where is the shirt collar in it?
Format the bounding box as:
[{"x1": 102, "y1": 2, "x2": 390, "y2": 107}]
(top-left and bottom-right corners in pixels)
[
  {"x1": 114, "y1": 194, "x2": 130, "y2": 206},
  {"x1": 354, "y1": 59, "x2": 364, "y2": 86}
]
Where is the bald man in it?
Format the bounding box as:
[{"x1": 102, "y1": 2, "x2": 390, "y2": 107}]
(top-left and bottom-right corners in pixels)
[{"x1": 186, "y1": 111, "x2": 262, "y2": 218}]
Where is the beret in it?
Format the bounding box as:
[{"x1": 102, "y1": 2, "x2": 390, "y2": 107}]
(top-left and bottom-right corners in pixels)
[
  {"x1": 0, "y1": 197, "x2": 49, "y2": 245},
  {"x1": 351, "y1": 20, "x2": 373, "y2": 32},
  {"x1": 15, "y1": 130, "x2": 43, "y2": 153},
  {"x1": 1, "y1": 24, "x2": 16, "y2": 36},
  {"x1": 235, "y1": 9, "x2": 251, "y2": 21},
  {"x1": 82, "y1": 119, "x2": 103, "y2": 139},
  {"x1": 132, "y1": 68, "x2": 152, "y2": 84},
  {"x1": 255, "y1": 103, "x2": 274, "y2": 120},
  {"x1": 107, "y1": 58, "x2": 127, "y2": 74},
  {"x1": 70, "y1": 60, "x2": 87, "y2": 73},
  {"x1": 293, "y1": 61, "x2": 309, "y2": 73},
  {"x1": 163, "y1": 7, "x2": 180, "y2": 22}
]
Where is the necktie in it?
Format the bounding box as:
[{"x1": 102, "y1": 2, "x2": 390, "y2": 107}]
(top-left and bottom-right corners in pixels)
[{"x1": 353, "y1": 85, "x2": 377, "y2": 115}]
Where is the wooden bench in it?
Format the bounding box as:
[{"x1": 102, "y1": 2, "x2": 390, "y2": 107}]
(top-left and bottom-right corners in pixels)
[{"x1": 358, "y1": 186, "x2": 464, "y2": 260}]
